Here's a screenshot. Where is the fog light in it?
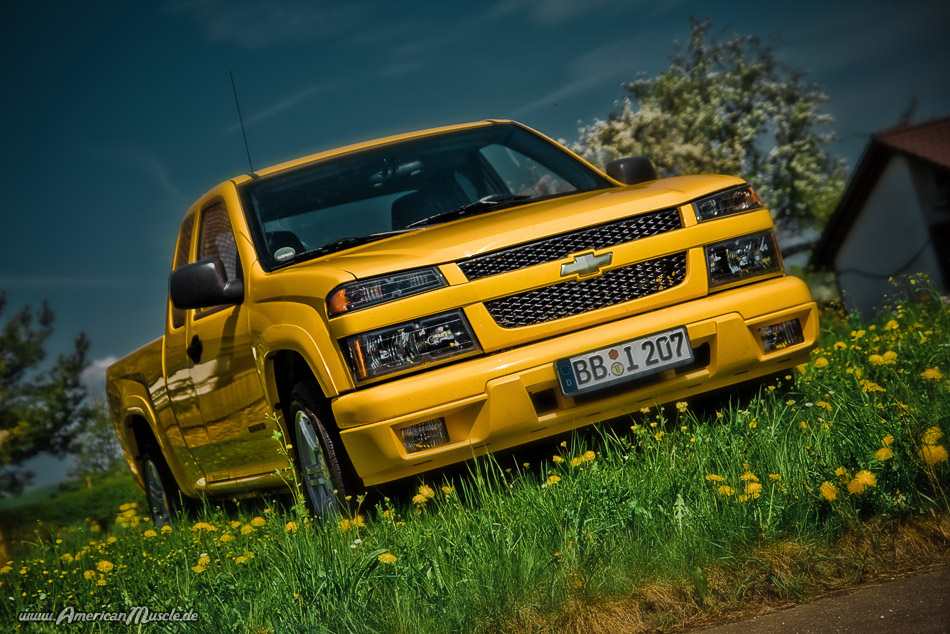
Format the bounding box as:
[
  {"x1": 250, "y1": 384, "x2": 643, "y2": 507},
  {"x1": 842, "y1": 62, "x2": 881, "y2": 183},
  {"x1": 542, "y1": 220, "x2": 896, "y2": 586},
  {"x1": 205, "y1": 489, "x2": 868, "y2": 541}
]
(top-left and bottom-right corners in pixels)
[
  {"x1": 400, "y1": 418, "x2": 449, "y2": 453},
  {"x1": 759, "y1": 319, "x2": 804, "y2": 353}
]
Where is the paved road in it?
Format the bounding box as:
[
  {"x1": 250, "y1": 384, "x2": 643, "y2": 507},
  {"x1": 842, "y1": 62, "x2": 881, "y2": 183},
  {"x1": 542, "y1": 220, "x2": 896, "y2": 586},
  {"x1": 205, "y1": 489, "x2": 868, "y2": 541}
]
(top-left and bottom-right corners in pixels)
[{"x1": 696, "y1": 568, "x2": 950, "y2": 634}]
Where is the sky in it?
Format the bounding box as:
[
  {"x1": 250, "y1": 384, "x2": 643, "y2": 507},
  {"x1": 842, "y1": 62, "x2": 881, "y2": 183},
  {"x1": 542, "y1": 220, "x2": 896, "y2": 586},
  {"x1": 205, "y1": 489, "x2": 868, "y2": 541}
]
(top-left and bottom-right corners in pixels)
[{"x1": 1, "y1": 0, "x2": 948, "y2": 487}]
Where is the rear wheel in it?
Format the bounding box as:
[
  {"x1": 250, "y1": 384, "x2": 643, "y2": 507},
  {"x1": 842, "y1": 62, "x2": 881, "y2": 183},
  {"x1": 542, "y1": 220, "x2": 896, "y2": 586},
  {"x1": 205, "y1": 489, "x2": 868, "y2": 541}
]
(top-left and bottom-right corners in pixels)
[
  {"x1": 141, "y1": 445, "x2": 186, "y2": 528},
  {"x1": 289, "y1": 382, "x2": 355, "y2": 518}
]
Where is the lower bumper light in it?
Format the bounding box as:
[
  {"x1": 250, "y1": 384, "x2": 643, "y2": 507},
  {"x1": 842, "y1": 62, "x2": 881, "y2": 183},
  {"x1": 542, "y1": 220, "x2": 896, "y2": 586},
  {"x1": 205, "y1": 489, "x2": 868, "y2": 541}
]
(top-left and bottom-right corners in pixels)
[
  {"x1": 759, "y1": 319, "x2": 804, "y2": 353},
  {"x1": 400, "y1": 418, "x2": 449, "y2": 453}
]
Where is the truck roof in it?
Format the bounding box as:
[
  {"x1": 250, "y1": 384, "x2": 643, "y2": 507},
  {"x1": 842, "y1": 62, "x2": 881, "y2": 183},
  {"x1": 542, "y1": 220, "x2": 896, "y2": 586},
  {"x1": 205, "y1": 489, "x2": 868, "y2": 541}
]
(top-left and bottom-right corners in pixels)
[{"x1": 230, "y1": 120, "x2": 508, "y2": 186}]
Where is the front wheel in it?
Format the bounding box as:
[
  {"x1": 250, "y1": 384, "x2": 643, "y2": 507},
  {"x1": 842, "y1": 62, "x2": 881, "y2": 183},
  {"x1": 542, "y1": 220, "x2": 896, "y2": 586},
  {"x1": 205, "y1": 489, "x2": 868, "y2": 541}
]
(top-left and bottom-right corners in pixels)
[{"x1": 289, "y1": 382, "x2": 355, "y2": 518}]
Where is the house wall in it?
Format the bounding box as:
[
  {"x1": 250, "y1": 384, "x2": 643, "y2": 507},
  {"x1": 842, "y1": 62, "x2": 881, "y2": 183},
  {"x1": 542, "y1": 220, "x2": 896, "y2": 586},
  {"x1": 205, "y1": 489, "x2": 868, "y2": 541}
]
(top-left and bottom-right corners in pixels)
[{"x1": 834, "y1": 154, "x2": 944, "y2": 318}]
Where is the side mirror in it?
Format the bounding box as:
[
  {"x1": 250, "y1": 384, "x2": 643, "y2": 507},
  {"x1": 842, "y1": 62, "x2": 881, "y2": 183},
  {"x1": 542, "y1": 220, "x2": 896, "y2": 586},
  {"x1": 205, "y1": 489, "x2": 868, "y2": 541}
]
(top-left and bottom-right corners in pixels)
[
  {"x1": 605, "y1": 157, "x2": 657, "y2": 185},
  {"x1": 169, "y1": 257, "x2": 244, "y2": 310}
]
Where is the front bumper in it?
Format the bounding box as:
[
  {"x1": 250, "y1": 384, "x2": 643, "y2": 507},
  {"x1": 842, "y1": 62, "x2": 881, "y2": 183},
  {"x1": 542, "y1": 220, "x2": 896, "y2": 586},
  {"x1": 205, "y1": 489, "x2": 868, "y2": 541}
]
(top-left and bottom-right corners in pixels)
[{"x1": 334, "y1": 276, "x2": 818, "y2": 486}]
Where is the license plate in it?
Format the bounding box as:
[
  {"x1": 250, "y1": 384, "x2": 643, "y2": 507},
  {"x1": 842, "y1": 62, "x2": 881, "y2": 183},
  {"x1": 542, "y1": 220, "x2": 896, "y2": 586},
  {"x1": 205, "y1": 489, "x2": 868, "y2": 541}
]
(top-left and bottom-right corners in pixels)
[{"x1": 555, "y1": 327, "x2": 693, "y2": 397}]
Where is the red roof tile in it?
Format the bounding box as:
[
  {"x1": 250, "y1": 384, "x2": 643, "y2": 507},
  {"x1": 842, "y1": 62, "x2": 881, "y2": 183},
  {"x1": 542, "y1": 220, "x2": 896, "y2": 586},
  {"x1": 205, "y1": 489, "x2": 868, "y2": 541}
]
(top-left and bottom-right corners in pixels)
[{"x1": 875, "y1": 116, "x2": 950, "y2": 170}]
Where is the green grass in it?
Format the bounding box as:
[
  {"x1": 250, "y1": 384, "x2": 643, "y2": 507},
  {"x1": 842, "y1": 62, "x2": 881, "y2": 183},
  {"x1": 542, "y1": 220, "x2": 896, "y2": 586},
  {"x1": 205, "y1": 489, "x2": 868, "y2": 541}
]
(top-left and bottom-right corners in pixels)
[
  {"x1": 3, "y1": 285, "x2": 949, "y2": 633},
  {"x1": 0, "y1": 473, "x2": 145, "y2": 554}
]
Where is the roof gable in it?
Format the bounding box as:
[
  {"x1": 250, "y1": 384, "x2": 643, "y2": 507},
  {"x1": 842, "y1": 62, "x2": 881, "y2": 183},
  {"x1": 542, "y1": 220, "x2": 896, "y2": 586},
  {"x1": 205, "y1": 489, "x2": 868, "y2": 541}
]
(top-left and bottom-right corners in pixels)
[{"x1": 810, "y1": 116, "x2": 950, "y2": 267}]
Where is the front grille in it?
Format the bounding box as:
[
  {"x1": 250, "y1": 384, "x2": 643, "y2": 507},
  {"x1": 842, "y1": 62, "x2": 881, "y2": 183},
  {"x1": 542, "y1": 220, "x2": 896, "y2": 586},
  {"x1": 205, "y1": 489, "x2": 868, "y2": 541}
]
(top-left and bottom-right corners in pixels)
[
  {"x1": 485, "y1": 252, "x2": 687, "y2": 328},
  {"x1": 458, "y1": 208, "x2": 682, "y2": 280}
]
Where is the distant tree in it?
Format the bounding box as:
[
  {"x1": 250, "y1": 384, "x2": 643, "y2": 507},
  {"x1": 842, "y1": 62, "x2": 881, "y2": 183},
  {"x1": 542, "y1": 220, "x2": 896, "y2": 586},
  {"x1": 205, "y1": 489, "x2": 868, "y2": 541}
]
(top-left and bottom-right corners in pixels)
[
  {"x1": 69, "y1": 405, "x2": 124, "y2": 486},
  {"x1": 0, "y1": 292, "x2": 95, "y2": 495},
  {"x1": 572, "y1": 19, "x2": 848, "y2": 232}
]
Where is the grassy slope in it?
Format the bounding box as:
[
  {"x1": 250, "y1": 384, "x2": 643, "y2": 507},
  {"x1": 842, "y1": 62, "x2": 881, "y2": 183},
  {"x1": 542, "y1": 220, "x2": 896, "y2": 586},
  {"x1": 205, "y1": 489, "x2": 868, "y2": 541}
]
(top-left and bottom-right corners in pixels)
[{"x1": 2, "y1": 287, "x2": 948, "y2": 633}]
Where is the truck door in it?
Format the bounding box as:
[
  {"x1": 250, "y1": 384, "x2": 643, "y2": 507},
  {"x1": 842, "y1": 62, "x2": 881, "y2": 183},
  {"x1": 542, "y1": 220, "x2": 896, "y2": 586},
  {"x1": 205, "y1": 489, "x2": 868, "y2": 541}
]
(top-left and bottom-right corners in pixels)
[
  {"x1": 162, "y1": 212, "x2": 212, "y2": 487},
  {"x1": 185, "y1": 200, "x2": 288, "y2": 480}
]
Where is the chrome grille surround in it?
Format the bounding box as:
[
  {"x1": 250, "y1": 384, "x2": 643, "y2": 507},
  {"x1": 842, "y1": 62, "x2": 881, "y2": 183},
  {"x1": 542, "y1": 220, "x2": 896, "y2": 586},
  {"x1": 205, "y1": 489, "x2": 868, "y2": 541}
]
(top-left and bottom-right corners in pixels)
[
  {"x1": 484, "y1": 252, "x2": 687, "y2": 328},
  {"x1": 457, "y1": 208, "x2": 682, "y2": 280}
]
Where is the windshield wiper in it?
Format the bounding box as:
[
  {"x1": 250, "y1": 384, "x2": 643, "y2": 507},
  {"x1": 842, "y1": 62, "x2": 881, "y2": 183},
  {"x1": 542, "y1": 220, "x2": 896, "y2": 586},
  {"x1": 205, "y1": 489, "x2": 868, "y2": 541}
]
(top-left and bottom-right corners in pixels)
[
  {"x1": 285, "y1": 229, "x2": 416, "y2": 264},
  {"x1": 405, "y1": 194, "x2": 534, "y2": 228}
]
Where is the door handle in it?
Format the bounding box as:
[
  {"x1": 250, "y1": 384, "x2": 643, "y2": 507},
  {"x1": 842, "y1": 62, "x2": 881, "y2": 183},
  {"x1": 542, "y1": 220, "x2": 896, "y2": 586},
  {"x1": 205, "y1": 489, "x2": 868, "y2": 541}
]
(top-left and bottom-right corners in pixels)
[{"x1": 186, "y1": 335, "x2": 203, "y2": 364}]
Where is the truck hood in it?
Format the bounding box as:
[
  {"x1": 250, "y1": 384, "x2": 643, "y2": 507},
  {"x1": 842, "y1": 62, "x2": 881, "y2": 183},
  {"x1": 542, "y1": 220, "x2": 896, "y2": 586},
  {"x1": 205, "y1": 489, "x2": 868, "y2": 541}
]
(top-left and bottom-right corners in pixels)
[{"x1": 278, "y1": 174, "x2": 742, "y2": 282}]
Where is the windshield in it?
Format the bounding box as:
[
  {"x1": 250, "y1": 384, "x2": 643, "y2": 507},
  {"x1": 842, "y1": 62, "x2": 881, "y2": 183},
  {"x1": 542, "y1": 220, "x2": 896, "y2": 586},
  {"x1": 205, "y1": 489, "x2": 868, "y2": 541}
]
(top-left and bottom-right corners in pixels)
[{"x1": 240, "y1": 122, "x2": 612, "y2": 270}]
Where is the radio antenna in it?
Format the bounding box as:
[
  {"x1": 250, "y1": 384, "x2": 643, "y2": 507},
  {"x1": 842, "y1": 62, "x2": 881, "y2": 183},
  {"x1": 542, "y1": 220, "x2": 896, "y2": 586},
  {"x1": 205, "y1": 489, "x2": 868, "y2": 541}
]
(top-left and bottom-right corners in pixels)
[{"x1": 229, "y1": 70, "x2": 254, "y2": 174}]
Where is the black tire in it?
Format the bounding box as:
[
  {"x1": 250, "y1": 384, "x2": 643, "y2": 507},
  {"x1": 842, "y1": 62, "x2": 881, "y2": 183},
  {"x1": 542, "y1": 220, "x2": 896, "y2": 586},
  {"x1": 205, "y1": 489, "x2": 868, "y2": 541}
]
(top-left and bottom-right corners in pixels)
[
  {"x1": 288, "y1": 382, "x2": 356, "y2": 519},
  {"x1": 141, "y1": 445, "x2": 181, "y2": 528}
]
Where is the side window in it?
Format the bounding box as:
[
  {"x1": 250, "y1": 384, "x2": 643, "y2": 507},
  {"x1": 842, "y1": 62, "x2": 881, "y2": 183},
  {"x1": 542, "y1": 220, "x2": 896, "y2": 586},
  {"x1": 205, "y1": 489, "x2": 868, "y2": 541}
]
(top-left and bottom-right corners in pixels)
[
  {"x1": 171, "y1": 214, "x2": 195, "y2": 329},
  {"x1": 480, "y1": 144, "x2": 575, "y2": 198},
  {"x1": 198, "y1": 202, "x2": 239, "y2": 283}
]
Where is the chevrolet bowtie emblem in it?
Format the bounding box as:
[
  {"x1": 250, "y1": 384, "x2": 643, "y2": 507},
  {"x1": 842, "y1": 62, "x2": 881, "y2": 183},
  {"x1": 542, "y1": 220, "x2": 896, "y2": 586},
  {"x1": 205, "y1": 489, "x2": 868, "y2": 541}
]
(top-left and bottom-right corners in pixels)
[{"x1": 560, "y1": 251, "x2": 613, "y2": 278}]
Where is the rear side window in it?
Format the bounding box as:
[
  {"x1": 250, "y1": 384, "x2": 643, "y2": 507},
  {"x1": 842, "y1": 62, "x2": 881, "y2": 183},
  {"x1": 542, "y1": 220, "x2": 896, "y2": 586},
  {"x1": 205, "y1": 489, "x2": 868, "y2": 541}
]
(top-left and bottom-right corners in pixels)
[
  {"x1": 198, "y1": 202, "x2": 239, "y2": 282},
  {"x1": 170, "y1": 214, "x2": 195, "y2": 329}
]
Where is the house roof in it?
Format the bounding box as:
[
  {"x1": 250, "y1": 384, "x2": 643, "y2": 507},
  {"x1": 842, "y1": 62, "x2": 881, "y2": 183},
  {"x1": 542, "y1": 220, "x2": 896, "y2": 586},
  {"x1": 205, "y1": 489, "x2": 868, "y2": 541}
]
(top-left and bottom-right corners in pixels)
[{"x1": 810, "y1": 116, "x2": 950, "y2": 268}]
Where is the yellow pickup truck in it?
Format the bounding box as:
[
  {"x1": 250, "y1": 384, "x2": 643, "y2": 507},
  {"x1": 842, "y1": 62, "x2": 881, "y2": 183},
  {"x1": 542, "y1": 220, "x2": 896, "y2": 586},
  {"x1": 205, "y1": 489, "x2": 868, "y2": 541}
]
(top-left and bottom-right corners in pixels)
[{"x1": 106, "y1": 120, "x2": 818, "y2": 525}]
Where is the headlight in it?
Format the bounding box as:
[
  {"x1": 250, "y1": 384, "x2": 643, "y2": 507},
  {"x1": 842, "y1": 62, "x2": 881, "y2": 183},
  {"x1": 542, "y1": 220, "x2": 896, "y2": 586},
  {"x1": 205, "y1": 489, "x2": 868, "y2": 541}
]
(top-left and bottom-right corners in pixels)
[
  {"x1": 705, "y1": 231, "x2": 782, "y2": 290},
  {"x1": 693, "y1": 185, "x2": 763, "y2": 222},
  {"x1": 343, "y1": 310, "x2": 480, "y2": 381},
  {"x1": 327, "y1": 268, "x2": 446, "y2": 317}
]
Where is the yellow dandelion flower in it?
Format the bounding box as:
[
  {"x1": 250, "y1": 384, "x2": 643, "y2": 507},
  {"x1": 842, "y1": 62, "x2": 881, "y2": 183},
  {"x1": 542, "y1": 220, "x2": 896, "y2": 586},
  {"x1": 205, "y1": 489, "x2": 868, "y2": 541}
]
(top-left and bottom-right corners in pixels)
[
  {"x1": 552, "y1": 455, "x2": 564, "y2": 463},
  {"x1": 418, "y1": 485, "x2": 435, "y2": 498},
  {"x1": 285, "y1": 521, "x2": 298, "y2": 534},
  {"x1": 833, "y1": 341, "x2": 847, "y2": 350},
  {"x1": 816, "y1": 401, "x2": 832, "y2": 411},
  {"x1": 441, "y1": 485, "x2": 454, "y2": 495},
  {"x1": 740, "y1": 471, "x2": 759, "y2": 482},
  {"x1": 96, "y1": 577, "x2": 107, "y2": 586},
  {"x1": 382, "y1": 509, "x2": 395, "y2": 519},
  {"x1": 95, "y1": 561, "x2": 114, "y2": 573},
  {"x1": 922, "y1": 426, "x2": 943, "y2": 445},
  {"x1": 884, "y1": 320, "x2": 898, "y2": 330},
  {"x1": 339, "y1": 518, "x2": 352, "y2": 531},
  {"x1": 768, "y1": 473, "x2": 782, "y2": 481},
  {"x1": 143, "y1": 529, "x2": 157, "y2": 538},
  {"x1": 234, "y1": 556, "x2": 247, "y2": 565},
  {"x1": 860, "y1": 380, "x2": 885, "y2": 393},
  {"x1": 196, "y1": 554, "x2": 210, "y2": 566},
  {"x1": 883, "y1": 350, "x2": 897, "y2": 364},
  {"x1": 851, "y1": 329, "x2": 866, "y2": 339},
  {"x1": 874, "y1": 447, "x2": 894, "y2": 461},
  {"x1": 869, "y1": 354, "x2": 884, "y2": 366},
  {"x1": 378, "y1": 553, "x2": 397, "y2": 565},
  {"x1": 847, "y1": 470, "x2": 877, "y2": 495},
  {"x1": 411, "y1": 494, "x2": 427, "y2": 505},
  {"x1": 749, "y1": 420, "x2": 757, "y2": 429},
  {"x1": 834, "y1": 466, "x2": 850, "y2": 480},
  {"x1": 353, "y1": 515, "x2": 366, "y2": 527},
  {"x1": 813, "y1": 357, "x2": 829, "y2": 369},
  {"x1": 240, "y1": 524, "x2": 255, "y2": 535},
  {"x1": 717, "y1": 485, "x2": 734, "y2": 497},
  {"x1": 192, "y1": 522, "x2": 217, "y2": 532},
  {"x1": 705, "y1": 474, "x2": 724, "y2": 482},
  {"x1": 106, "y1": 536, "x2": 117, "y2": 544},
  {"x1": 716, "y1": 411, "x2": 724, "y2": 419},
  {"x1": 746, "y1": 482, "x2": 763, "y2": 497},
  {"x1": 919, "y1": 444, "x2": 948, "y2": 466},
  {"x1": 675, "y1": 401, "x2": 688, "y2": 412},
  {"x1": 250, "y1": 517, "x2": 266, "y2": 527},
  {"x1": 819, "y1": 481, "x2": 838, "y2": 501},
  {"x1": 546, "y1": 474, "x2": 561, "y2": 485},
  {"x1": 83, "y1": 570, "x2": 96, "y2": 580},
  {"x1": 654, "y1": 432, "x2": 664, "y2": 440},
  {"x1": 921, "y1": 368, "x2": 943, "y2": 381},
  {"x1": 220, "y1": 534, "x2": 233, "y2": 543},
  {"x1": 230, "y1": 520, "x2": 242, "y2": 529},
  {"x1": 882, "y1": 434, "x2": 894, "y2": 446},
  {"x1": 160, "y1": 525, "x2": 172, "y2": 534},
  {"x1": 60, "y1": 553, "x2": 74, "y2": 564},
  {"x1": 192, "y1": 564, "x2": 206, "y2": 573},
  {"x1": 800, "y1": 421, "x2": 809, "y2": 429},
  {"x1": 583, "y1": 450, "x2": 595, "y2": 461}
]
